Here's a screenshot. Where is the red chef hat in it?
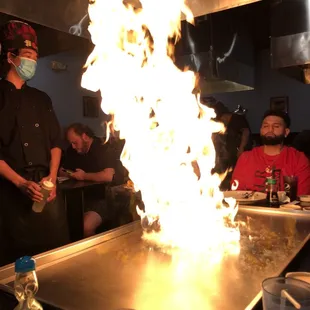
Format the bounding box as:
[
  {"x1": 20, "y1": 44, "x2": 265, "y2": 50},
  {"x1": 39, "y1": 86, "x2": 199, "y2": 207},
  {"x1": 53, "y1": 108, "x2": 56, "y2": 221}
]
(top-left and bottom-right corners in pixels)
[{"x1": 0, "y1": 20, "x2": 38, "y2": 55}]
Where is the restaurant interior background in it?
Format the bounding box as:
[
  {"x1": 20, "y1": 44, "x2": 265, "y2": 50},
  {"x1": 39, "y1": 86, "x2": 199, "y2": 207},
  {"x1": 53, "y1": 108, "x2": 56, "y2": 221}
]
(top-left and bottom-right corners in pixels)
[{"x1": 2, "y1": 1, "x2": 310, "y2": 309}]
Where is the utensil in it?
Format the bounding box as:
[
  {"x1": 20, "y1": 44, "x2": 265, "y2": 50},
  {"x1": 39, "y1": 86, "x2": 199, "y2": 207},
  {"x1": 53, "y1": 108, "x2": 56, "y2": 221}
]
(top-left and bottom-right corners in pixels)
[
  {"x1": 242, "y1": 191, "x2": 255, "y2": 199},
  {"x1": 283, "y1": 176, "x2": 298, "y2": 201},
  {"x1": 281, "y1": 290, "x2": 301, "y2": 309}
]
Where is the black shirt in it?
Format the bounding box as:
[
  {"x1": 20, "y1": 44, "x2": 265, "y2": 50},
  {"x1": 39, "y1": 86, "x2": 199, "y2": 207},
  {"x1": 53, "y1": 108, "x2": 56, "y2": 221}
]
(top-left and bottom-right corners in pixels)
[
  {"x1": 63, "y1": 137, "x2": 117, "y2": 200},
  {"x1": 226, "y1": 113, "x2": 252, "y2": 155},
  {"x1": 213, "y1": 113, "x2": 251, "y2": 174},
  {"x1": 63, "y1": 137, "x2": 116, "y2": 173},
  {"x1": 0, "y1": 79, "x2": 62, "y2": 174}
]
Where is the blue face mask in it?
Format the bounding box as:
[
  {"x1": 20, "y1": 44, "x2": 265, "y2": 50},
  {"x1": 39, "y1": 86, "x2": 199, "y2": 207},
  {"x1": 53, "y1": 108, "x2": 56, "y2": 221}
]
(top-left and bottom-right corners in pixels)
[{"x1": 11, "y1": 56, "x2": 37, "y2": 81}]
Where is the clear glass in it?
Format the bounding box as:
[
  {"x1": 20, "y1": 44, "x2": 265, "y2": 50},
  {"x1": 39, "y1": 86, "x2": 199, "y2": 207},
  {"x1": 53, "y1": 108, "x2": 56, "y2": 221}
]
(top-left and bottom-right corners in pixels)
[
  {"x1": 14, "y1": 271, "x2": 42, "y2": 310},
  {"x1": 266, "y1": 182, "x2": 279, "y2": 194},
  {"x1": 283, "y1": 176, "x2": 298, "y2": 201},
  {"x1": 266, "y1": 181, "x2": 279, "y2": 206},
  {"x1": 262, "y1": 277, "x2": 310, "y2": 310}
]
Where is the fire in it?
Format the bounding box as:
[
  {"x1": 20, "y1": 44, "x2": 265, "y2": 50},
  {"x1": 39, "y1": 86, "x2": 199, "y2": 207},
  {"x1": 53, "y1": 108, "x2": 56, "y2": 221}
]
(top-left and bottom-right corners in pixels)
[{"x1": 82, "y1": 0, "x2": 240, "y2": 256}]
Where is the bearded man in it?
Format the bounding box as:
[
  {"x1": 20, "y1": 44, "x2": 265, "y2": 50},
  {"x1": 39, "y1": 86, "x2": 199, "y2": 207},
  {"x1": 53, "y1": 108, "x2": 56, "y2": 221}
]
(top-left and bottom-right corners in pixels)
[
  {"x1": 231, "y1": 110, "x2": 310, "y2": 195},
  {"x1": 60, "y1": 123, "x2": 117, "y2": 237}
]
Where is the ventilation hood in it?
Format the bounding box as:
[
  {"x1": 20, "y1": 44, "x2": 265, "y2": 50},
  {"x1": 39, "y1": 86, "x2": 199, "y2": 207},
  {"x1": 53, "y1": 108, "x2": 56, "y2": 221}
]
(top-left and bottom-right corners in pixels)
[
  {"x1": 0, "y1": 0, "x2": 259, "y2": 93},
  {"x1": 0, "y1": 0, "x2": 261, "y2": 39},
  {"x1": 174, "y1": 5, "x2": 256, "y2": 95},
  {"x1": 270, "y1": 0, "x2": 310, "y2": 83}
]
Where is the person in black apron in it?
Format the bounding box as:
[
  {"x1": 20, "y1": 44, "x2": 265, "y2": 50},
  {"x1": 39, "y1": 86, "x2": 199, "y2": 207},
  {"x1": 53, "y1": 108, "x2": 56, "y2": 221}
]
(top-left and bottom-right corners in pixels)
[{"x1": 0, "y1": 20, "x2": 69, "y2": 266}]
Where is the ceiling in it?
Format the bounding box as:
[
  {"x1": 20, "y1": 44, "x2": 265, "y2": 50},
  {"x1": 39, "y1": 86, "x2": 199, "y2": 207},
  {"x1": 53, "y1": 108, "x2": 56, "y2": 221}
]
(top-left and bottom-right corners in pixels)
[
  {"x1": 0, "y1": 0, "x2": 270, "y2": 58},
  {"x1": 0, "y1": 11, "x2": 93, "y2": 58},
  {"x1": 209, "y1": 0, "x2": 270, "y2": 51}
]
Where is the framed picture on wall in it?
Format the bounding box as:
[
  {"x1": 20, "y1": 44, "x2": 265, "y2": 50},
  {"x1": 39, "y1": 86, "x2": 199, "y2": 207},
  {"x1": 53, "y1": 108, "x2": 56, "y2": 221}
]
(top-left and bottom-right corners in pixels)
[
  {"x1": 270, "y1": 96, "x2": 289, "y2": 113},
  {"x1": 83, "y1": 96, "x2": 100, "y2": 118}
]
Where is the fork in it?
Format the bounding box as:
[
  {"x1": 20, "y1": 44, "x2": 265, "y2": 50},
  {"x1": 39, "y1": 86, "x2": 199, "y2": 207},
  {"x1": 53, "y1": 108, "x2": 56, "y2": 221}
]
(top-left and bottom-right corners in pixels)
[{"x1": 243, "y1": 191, "x2": 255, "y2": 199}]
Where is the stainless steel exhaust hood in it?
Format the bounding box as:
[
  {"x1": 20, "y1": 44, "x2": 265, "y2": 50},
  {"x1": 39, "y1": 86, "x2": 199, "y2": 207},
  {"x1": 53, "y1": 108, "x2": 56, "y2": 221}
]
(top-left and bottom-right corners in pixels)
[
  {"x1": 270, "y1": 0, "x2": 310, "y2": 83},
  {"x1": 0, "y1": 0, "x2": 261, "y2": 38},
  {"x1": 0, "y1": 0, "x2": 90, "y2": 38},
  {"x1": 175, "y1": 5, "x2": 256, "y2": 95},
  {"x1": 0, "y1": 0, "x2": 259, "y2": 93}
]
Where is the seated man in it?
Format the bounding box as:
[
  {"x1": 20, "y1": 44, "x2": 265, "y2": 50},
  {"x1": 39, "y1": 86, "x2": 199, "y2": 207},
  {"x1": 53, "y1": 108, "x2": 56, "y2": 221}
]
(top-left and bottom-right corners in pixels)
[
  {"x1": 61, "y1": 123, "x2": 118, "y2": 237},
  {"x1": 232, "y1": 110, "x2": 310, "y2": 195}
]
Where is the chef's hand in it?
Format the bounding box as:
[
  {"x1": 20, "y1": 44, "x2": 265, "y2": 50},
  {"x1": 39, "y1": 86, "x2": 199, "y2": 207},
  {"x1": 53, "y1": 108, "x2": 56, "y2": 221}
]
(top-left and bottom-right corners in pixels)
[
  {"x1": 40, "y1": 176, "x2": 57, "y2": 202},
  {"x1": 71, "y1": 168, "x2": 86, "y2": 181},
  {"x1": 18, "y1": 180, "x2": 43, "y2": 202}
]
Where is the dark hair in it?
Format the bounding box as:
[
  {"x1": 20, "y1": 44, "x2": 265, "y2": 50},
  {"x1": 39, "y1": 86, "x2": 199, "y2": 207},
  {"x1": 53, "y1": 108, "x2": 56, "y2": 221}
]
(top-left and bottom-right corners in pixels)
[
  {"x1": 213, "y1": 101, "x2": 230, "y2": 119},
  {"x1": 201, "y1": 96, "x2": 217, "y2": 105},
  {"x1": 0, "y1": 49, "x2": 18, "y2": 78},
  {"x1": 66, "y1": 123, "x2": 95, "y2": 138},
  {"x1": 262, "y1": 110, "x2": 291, "y2": 128}
]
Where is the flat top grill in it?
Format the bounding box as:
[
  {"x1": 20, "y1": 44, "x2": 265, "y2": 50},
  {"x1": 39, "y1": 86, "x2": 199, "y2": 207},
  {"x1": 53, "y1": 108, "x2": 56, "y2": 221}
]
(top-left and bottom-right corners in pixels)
[{"x1": 1, "y1": 206, "x2": 310, "y2": 310}]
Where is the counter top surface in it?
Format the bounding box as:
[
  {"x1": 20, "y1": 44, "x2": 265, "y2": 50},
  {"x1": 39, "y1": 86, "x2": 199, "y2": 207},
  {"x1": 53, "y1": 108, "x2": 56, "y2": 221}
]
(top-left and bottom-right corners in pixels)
[{"x1": 1, "y1": 207, "x2": 310, "y2": 310}]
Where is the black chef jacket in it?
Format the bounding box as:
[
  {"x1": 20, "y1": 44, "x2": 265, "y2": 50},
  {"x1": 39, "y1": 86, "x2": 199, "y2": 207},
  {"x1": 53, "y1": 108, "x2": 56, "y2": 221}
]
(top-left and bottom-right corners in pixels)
[
  {"x1": 0, "y1": 79, "x2": 62, "y2": 173},
  {"x1": 0, "y1": 79, "x2": 69, "y2": 266}
]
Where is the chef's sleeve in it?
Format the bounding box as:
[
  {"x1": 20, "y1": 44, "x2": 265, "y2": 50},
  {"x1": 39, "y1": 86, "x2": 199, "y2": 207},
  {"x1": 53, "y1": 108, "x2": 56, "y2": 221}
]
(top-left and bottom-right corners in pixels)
[{"x1": 45, "y1": 94, "x2": 62, "y2": 149}]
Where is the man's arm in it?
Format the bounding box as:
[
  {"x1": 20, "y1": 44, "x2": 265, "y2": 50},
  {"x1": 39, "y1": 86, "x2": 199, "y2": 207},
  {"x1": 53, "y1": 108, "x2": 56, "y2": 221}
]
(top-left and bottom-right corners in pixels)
[
  {"x1": 0, "y1": 143, "x2": 23, "y2": 185},
  {"x1": 236, "y1": 115, "x2": 251, "y2": 156},
  {"x1": 0, "y1": 123, "x2": 42, "y2": 201},
  {"x1": 0, "y1": 160, "x2": 26, "y2": 187},
  {"x1": 40, "y1": 147, "x2": 62, "y2": 202},
  {"x1": 0, "y1": 160, "x2": 43, "y2": 201},
  {"x1": 49, "y1": 147, "x2": 62, "y2": 182},
  {"x1": 45, "y1": 94, "x2": 63, "y2": 161},
  {"x1": 72, "y1": 168, "x2": 115, "y2": 182},
  {"x1": 41, "y1": 95, "x2": 63, "y2": 201},
  {"x1": 238, "y1": 128, "x2": 250, "y2": 154}
]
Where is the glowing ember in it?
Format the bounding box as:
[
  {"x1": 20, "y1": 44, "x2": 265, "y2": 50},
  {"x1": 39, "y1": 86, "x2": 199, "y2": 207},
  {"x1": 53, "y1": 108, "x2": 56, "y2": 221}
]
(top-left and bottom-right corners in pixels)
[{"x1": 82, "y1": 0, "x2": 240, "y2": 256}]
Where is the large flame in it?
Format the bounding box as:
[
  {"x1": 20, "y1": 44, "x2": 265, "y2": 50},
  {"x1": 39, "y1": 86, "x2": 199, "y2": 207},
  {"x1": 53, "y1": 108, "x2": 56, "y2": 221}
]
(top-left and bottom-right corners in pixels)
[{"x1": 82, "y1": 0, "x2": 240, "y2": 256}]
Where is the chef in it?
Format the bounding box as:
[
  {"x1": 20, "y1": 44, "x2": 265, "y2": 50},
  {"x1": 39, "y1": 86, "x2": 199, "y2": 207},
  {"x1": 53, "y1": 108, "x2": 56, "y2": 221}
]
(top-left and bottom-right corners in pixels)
[{"x1": 0, "y1": 20, "x2": 69, "y2": 265}]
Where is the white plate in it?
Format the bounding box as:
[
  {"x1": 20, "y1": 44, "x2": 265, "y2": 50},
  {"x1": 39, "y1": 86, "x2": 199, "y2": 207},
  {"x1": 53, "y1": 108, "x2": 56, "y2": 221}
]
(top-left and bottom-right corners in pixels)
[
  {"x1": 223, "y1": 191, "x2": 266, "y2": 204},
  {"x1": 300, "y1": 195, "x2": 310, "y2": 203}
]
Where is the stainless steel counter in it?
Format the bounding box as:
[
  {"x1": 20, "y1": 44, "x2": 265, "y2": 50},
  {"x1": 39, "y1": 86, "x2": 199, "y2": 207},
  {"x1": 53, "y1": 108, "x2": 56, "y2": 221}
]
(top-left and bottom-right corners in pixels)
[{"x1": 1, "y1": 206, "x2": 310, "y2": 310}]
